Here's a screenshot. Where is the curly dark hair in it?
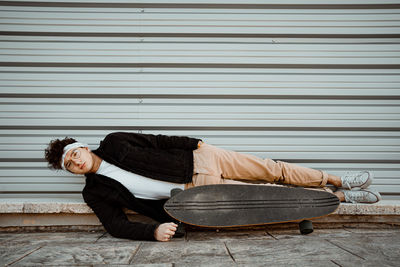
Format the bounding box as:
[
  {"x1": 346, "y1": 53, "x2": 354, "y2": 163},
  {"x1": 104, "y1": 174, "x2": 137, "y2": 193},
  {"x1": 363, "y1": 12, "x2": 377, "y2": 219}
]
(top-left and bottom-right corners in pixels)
[{"x1": 44, "y1": 137, "x2": 77, "y2": 170}]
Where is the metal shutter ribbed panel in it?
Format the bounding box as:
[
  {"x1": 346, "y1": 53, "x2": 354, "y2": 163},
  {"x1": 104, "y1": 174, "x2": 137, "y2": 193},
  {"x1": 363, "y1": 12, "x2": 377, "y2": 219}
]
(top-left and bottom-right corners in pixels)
[{"x1": 0, "y1": 0, "x2": 399, "y2": 201}]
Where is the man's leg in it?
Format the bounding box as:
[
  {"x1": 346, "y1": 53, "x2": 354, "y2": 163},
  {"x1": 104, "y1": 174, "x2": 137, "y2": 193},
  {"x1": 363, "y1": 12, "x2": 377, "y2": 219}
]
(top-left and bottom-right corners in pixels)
[
  {"x1": 193, "y1": 143, "x2": 328, "y2": 188},
  {"x1": 186, "y1": 171, "x2": 343, "y2": 200},
  {"x1": 191, "y1": 143, "x2": 381, "y2": 203},
  {"x1": 327, "y1": 174, "x2": 342, "y2": 187}
]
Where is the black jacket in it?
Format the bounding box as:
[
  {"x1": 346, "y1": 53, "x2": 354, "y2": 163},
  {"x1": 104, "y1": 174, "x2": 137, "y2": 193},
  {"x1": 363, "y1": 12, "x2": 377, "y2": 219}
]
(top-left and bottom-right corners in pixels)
[{"x1": 82, "y1": 132, "x2": 201, "y2": 241}]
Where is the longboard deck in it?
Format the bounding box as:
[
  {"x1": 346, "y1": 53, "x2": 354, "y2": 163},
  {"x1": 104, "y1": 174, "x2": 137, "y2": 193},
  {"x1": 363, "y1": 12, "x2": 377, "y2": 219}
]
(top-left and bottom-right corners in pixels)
[{"x1": 164, "y1": 184, "x2": 340, "y2": 227}]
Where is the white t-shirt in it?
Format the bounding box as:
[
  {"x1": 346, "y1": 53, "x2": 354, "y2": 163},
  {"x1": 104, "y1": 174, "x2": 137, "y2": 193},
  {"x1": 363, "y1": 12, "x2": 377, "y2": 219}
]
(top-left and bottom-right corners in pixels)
[{"x1": 96, "y1": 160, "x2": 185, "y2": 200}]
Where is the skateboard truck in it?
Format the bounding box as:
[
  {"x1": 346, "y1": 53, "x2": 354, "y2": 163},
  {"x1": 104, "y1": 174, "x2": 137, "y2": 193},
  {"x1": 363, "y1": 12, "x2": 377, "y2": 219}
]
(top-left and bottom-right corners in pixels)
[{"x1": 171, "y1": 188, "x2": 183, "y2": 198}]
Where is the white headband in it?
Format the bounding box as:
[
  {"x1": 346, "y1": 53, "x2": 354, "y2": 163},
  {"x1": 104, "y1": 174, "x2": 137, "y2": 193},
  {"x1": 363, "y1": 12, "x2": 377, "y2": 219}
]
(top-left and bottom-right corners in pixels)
[{"x1": 61, "y1": 142, "x2": 88, "y2": 170}]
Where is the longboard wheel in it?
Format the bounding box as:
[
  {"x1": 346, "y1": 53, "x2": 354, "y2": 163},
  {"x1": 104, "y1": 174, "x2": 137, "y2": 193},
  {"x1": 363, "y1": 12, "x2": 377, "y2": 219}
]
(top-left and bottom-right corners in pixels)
[
  {"x1": 170, "y1": 188, "x2": 183, "y2": 197},
  {"x1": 299, "y1": 220, "x2": 313, "y2": 235}
]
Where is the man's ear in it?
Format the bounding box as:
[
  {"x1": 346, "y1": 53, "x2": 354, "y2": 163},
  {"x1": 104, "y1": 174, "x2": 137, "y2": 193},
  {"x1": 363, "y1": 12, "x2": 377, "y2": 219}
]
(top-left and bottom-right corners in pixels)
[{"x1": 83, "y1": 146, "x2": 90, "y2": 152}]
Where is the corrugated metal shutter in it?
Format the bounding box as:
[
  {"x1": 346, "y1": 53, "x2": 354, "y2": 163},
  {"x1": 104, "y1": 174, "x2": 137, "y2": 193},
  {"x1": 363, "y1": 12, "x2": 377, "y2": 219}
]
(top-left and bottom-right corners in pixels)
[{"x1": 1, "y1": 0, "x2": 399, "y2": 202}]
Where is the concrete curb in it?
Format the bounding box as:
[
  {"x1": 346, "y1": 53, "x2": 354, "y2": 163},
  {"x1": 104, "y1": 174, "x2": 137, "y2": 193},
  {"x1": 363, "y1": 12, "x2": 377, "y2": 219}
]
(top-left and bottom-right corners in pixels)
[
  {"x1": 0, "y1": 200, "x2": 399, "y2": 229},
  {"x1": 1, "y1": 200, "x2": 399, "y2": 215}
]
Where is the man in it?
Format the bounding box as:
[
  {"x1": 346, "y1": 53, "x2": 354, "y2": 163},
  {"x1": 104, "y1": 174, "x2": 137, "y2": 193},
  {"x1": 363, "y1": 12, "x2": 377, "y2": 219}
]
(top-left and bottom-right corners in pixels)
[{"x1": 45, "y1": 132, "x2": 381, "y2": 242}]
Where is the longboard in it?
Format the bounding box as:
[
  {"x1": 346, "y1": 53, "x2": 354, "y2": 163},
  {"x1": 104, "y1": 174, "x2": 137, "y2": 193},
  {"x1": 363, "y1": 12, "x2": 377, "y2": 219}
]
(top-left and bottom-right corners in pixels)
[{"x1": 164, "y1": 184, "x2": 340, "y2": 231}]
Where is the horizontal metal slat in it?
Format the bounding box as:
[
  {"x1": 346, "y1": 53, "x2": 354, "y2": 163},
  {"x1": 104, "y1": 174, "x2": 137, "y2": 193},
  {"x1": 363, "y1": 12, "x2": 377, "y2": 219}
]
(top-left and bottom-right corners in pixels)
[
  {"x1": 1, "y1": 99, "x2": 399, "y2": 108},
  {"x1": 0, "y1": 193, "x2": 83, "y2": 201},
  {"x1": 2, "y1": 55, "x2": 399, "y2": 65},
  {"x1": 3, "y1": 15, "x2": 400, "y2": 27},
  {"x1": 1, "y1": 129, "x2": 398, "y2": 137},
  {"x1": 1, "y1": 1, "x2": 399, "y2": 12},
  {"x1": 1, "y1": 119, "x2": 398, "y2": 129},
  {"x1": 2, "y1": 11, "x2": 400, "y2": 22},
  {"x1": 1, "y1": 117, "x2": 399, "y2": 128},
  {"x1": 2, "y1": 150, "x2": 399, "y2": 161},
  {"x1": 1, "y1": 36, "x2": 399, "y2": 44},
  {"x1": 2, "y1": 103, "x2": 399, "y2": 114},
  {"x1": 2, "y1": 143, "x2": 399, "y2": 153},
  {"x1": 3, "y1": 42, "x2": 400, "y2": 51},
  {"x1": 1, "y1": 161, "x2": 398, "y2": 169},
  {"x1": 3, "y1": 174, "x2": 400, "y2": 182},
  {"x1": 0, "y1": 183, "x2": 84, "y2": 192},
  {"x1": 2, "y1": 73, "x2": 400, "y2": 82},
  {"x1": 1, "y1": 180, "x2": 399, "y2": 194},
  {"x1": 2, "y1": 134, "x2": 399, "y2": 144},
  {"x1": 1, "y1": 112, "x2": 399, "y2": 121},
  {"x1": 1, "y1": 88, "x2": 400, "y2": 97}
]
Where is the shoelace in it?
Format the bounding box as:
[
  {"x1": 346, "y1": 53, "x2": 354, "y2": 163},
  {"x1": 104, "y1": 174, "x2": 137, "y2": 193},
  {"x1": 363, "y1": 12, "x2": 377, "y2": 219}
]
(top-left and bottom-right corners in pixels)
[{"x1": 342, "y1": 171, "x2": 367, "y2": 190}]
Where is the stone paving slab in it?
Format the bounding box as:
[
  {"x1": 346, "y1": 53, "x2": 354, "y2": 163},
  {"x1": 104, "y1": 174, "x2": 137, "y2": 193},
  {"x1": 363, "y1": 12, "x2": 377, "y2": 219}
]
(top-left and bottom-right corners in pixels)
[
  {"x1": 0, "y1": 233, "x2": 17, "y2": 243},
  {"x1": 267, "y1": 228, "x2": 353, "y2": 240},
  {"x1": 131, "y1": 241, "x2": 235, "y2": 265},
  {"x1": 343, "y1": 227, "x2": 400, "y2": 234},
  {"x1": 1, "y1": 228, "x2": 400, "y2": 266},
  {"x1": 332, "y1": 259, "x2": 400, "y2": 267},
  {"x1": 239, "y1": 259, "x2": 339, "y2": 267},
  {"x1": 226, "y1": 238, "x2": 355, "y2": 264},
  {"x1": 1, "y1": 240, "x2": 42, "y2": 267},
  {"x1": 186, "y1": 229, "x2": 271, "y2": 242},
  {"x1": 11, "y1": 243, "x2": 138, "y2": 266},
  {"x1": 1, "y1": 232, "x2": 102, "y2": 246},
  {"x1": 327, "y1": 235, "x2": 400, "y2": 261}
]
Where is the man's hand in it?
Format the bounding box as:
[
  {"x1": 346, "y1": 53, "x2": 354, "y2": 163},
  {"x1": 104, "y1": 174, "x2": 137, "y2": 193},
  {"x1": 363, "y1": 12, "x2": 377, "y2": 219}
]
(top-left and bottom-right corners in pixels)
[{"x1": 154, "y1": 222, "x2": 178, "y2": 242}]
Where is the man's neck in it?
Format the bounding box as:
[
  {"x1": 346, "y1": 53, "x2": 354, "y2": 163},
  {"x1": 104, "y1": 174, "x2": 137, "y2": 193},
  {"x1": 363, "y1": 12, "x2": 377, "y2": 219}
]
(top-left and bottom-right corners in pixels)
[{"x1": 89, "y1": 152, "x2": 102, "y2": 173}]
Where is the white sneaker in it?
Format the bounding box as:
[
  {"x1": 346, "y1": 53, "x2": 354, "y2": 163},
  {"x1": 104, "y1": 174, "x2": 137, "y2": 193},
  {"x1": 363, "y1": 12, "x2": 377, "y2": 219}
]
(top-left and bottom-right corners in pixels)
[
  {"x1": 340, "y1": 189, "x2": 381, "y2": 204},
  {"x1": 340, "y1": 171, "x2": 373, "y2": 189}
]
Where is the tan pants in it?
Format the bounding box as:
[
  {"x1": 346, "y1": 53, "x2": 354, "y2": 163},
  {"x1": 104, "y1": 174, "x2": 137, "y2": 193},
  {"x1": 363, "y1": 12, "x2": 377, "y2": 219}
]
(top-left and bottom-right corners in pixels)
[{"x1": 185, "y1": 143, "x2": 328, "y2": 189}]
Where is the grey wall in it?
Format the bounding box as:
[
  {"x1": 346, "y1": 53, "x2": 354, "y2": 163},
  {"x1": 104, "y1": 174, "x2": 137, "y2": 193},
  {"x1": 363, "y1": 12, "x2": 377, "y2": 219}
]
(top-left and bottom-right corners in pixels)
[{"x1": 0, "y1": 0, "x2": 399, "y2": 202}]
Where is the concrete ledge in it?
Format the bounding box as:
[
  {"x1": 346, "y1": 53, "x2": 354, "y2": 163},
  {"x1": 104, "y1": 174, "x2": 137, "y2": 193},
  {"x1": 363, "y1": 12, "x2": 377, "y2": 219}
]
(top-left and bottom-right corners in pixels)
[
  {"x1": 335, "y1": 201, "x2": 400, "y2": 215},
  {"x1": 0, "y1": 202, "x2": 93, "y2": 214},
  {"x1": 1, "y1": 200, "x2": 399, "y2": 215},
  {"x1": 0, "y1": 200, "x2": 399, "y2": 229}
]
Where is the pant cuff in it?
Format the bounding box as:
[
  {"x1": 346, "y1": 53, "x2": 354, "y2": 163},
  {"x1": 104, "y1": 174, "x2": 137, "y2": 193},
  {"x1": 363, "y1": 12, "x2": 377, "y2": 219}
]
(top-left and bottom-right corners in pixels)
[{"x1": 320, "y1": 170, "x2": 328, "y2": 187}]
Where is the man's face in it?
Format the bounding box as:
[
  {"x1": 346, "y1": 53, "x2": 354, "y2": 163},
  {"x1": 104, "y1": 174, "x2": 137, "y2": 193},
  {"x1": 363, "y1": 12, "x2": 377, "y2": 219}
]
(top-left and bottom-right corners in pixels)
[{"x1": 63, "y1": 147, "x2": 93, "y2": 174}]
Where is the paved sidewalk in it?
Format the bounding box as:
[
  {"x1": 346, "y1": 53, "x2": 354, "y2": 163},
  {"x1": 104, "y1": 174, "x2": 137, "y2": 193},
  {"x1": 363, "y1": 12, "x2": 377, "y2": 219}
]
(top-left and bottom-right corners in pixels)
[{"x1": 1, "y1": 226, "x2": 399, "y2": 266}]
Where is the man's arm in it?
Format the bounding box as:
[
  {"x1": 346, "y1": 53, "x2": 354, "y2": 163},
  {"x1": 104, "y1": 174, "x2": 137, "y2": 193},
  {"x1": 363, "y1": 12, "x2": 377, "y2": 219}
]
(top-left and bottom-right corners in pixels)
[
  {"x1": 84, "y1": 195, "x2": 159, "y2": 241},
  {"x1": 107, "y1": 132, "x2": 201, "y2": 151}
]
